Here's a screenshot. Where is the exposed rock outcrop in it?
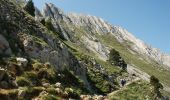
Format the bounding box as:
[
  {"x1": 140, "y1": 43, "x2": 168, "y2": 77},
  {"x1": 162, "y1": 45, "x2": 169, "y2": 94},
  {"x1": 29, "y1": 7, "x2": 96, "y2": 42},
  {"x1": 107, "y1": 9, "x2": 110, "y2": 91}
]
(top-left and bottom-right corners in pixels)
[
  {"x1": 39, "y1": 3, "x2": 170, "y2": 69},
  {"x1": 16, "y1": 57, "x2": 28, "y2": 67}
]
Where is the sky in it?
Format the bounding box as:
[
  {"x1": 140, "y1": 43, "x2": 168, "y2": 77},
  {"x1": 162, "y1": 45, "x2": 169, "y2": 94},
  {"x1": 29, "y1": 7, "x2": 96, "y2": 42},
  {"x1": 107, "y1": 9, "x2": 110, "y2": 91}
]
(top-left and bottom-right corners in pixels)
[{"x1": 33, "y1": 0, "x2": 170, "y2": 54}]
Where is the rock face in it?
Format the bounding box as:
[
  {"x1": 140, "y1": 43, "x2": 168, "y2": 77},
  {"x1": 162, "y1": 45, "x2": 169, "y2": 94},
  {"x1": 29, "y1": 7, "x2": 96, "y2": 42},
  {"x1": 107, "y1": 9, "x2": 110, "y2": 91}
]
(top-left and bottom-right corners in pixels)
[
  {"x1": 0, "y1": 0, "x2": 90, "y2": 91},
  {"x1": 0, "y1": 34, "x2": 12, "y2": 55},
  {"x1": 112, "y1": 26, "x2": 170, "y2": 69},
  {"x1": 38, "y1": 3, "x2": 170, "y2": 68},
  {"x1": 127, "y1": 64, "x2": 150, "y2": 81}
]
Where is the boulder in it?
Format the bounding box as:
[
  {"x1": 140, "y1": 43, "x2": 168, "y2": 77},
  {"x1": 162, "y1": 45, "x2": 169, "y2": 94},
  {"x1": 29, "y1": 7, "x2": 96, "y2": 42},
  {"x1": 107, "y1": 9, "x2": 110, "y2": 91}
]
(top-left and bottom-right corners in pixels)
[
  {"x1": 16, "y1": 57, "x2": 28, "y2": 67},
  {"x1": 55, "y1": 82, "x2": 61, "y2": 88},
  {"x1": 18, "y1": 90, "x2": 26, "y2": 99},
  {"x1": 55, "y1": 88, "x2": 63, "y2": 94},
  {"x1": 42, "y1": 82, "x2": 50, "y2": 88},
  {"x1": 93, "y1": 95, "x2": 104, "y2": 100},
  {"x1": 80, "y1": 95, "x2": 92, "y2": 100}
]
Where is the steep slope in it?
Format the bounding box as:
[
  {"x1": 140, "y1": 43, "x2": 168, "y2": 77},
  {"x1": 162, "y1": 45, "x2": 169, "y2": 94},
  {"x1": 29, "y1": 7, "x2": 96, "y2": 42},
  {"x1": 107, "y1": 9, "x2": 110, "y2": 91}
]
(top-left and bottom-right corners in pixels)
[
  {"x1": 39, "y1": 3, "x2": 170, "y2": 69},
  {"x1": 0, "y1": 0, "x2": 169, "y2": 99},
  {"x1": 0, "y1": 0, "x2": 129, "y2": 99},
  {"x1": 35, "y1": 3, "x2": 170, "y2": 94}
]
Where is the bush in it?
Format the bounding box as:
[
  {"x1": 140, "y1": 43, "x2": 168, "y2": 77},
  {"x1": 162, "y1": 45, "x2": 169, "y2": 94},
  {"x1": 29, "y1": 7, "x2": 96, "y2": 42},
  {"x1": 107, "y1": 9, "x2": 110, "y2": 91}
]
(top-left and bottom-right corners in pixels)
[
  {"x1": 16, "y1": 77, "x2": 31, "y2": 86},
  {"x1": 38, "y1": 69, "x2": 49, "y2": 79},
  {"x1": 45, "y1": 18, "x2": 55, "y2": 33},
  {"x1": 41, "y1": 94, "x2": 60, "y2": 100},
  {"x1": 109, "y1": 49, "x2": 127, "y2": 70},
  {"x1": 150, "y1": 75, "x2": 163, "y2": 98},
  {"x1": 24, "y1": 71, "x2": 40, "y2": 86},
  {"x1": 32, "y1": 62, "x2": 43, "y2": 71},
  {"x1": 65, "y1": 88, "x2": 80, "y2": 99},
  {"x1": 46, "y1": 88, "x2": 57, "y2": 94},
  {"x1": 22, "y1": 87, "x2": 44, "y2": 99},
  {"x1": 24, "y1": 0, "x2": 35, "y2": 16},
  {"x1": 40, "y1": 18, "x2": 46, "y2": 26}
]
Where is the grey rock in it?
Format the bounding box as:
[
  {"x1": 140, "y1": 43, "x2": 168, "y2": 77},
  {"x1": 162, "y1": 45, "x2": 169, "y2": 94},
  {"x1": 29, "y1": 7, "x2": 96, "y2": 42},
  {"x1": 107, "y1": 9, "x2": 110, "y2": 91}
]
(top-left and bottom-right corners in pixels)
[
  {"x1": 39, "y1": 3, "x2": 170, "y2": 69},
  {"x1": 55, "y1": 82, "x2": 61, "y2": 88},
  {"x1": 0, "y1": 34, "x2": 12, "y2": 55},
  {"x1": 18, "y1": 90, "x2": 26, "y2": 99},
  {"x1": 16, "y1": 57, "x2": 28, "y2": 67},
  {"x1": 42, "y1": 82, "x2": 50, "y2": 88}
]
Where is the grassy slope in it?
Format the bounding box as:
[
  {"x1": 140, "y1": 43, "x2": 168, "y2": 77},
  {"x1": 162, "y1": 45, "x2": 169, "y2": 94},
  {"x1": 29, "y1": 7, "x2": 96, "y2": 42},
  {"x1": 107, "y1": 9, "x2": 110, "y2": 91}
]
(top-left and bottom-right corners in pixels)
[
  {"x1": 61, "y1": 22, "x2": 170, "y2": 96},
  {"x1": 108, "y1": 80, "x2": 154, "y2": 100},
  {"x1": 98, "y1": 34, "x2": 170, "y2": 95},
  {"x1": 62, "y1": 22, "x2": 170, "y2": 89}
]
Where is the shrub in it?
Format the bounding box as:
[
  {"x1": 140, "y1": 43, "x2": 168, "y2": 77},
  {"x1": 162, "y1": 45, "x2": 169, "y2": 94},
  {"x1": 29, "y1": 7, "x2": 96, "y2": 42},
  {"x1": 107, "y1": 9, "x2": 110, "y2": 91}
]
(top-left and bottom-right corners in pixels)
[
  {"x1": 109, "y1": 49, "x2": 127, "y2": 70},
  {"x1": 45, "y1": 18, "x2": 55, "y2": 33},
  {"x1": 21, "y1": 87, "x2": 44, "y2": 99},
  {"x1": 150, "y1": 75, "x2": 163, "y2": 98},
  {"x1": 40, "y1": 18, "x2": 46, "y2": 26},
  {"x1": 32, "y1": 62, "x2": 43, "y2": 71},
  {"x1": 65, "y1": 88, "x2": 80, "y2": 99},
  {"x1": 16, "y1": 77, "x2": 31, "y2": 86},
  {"x1": 41, "y1": 94, "x2": 60, "y2": 100},
  {"x1": 24, "y1": 71, "x2": 40, "y2": 86},
  {"x1": 46, "y1": 87, "x2": 57, "y2": 94},
  {"x1": 24, "y1": 0, "x2": 35, "y2": 16},
  {"x1": 38, "y1": 69, "x2": 49, "y2": 79}
]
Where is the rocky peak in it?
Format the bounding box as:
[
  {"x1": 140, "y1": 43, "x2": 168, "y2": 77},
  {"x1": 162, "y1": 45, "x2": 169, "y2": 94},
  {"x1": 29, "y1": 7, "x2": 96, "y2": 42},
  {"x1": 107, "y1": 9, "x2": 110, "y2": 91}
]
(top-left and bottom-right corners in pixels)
[
  {"x1": 112, "y1": 26, "x2": 170, "y2": 68},
  {"x1": 39, "y1": 3, "x2": 170, "y2": 68},
  {"x1": 35, "y1": 7, "x2": 42, "y2": 19},
  {"x1": 42, "y1": 3, "x2": 64, "y2": 21}
]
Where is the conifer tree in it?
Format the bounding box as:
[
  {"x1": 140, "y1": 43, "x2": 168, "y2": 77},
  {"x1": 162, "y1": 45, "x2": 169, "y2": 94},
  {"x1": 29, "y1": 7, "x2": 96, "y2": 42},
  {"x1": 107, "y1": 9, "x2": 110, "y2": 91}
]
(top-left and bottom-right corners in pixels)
[{"x1": 24, "y1": 0, "x2": 35, "y2": 16}]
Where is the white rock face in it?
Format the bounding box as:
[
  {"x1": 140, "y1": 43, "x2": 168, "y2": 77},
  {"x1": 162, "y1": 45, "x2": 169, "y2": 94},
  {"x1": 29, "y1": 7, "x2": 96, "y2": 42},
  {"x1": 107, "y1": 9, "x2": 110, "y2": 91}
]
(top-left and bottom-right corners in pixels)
[
  {"x1": 82, "y1": 36, "x2": 109, "y2": 61},
  {"x1": 39, "y1": 3, "x2": 170, "y2": 68},
  {"x1": 127, "y1": 64, "x2": 150, "y2": 81},
  {"x1": 16, "y1": 57, "x2": 28, "y2": 67},
  {"x1": 112, "y1": 26, "x2": 170, "y2": 68}
]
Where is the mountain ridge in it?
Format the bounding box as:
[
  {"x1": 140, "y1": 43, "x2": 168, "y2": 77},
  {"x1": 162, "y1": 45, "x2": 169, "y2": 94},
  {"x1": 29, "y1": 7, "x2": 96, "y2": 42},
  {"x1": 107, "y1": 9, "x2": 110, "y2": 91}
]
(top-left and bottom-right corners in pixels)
[
  {"x1": 0, "y1": 0, "x2": 170, "y2": 99},
  {"x1": 36, "y1": 3, "x2": 170, "y2": 69}
]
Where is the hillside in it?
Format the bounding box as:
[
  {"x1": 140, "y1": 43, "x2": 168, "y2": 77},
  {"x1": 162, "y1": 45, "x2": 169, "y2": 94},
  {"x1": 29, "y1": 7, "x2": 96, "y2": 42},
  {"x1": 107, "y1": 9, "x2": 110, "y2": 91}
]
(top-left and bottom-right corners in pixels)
[{"x1": 0, "y1": 0, "x2": 170, "y2": 100}]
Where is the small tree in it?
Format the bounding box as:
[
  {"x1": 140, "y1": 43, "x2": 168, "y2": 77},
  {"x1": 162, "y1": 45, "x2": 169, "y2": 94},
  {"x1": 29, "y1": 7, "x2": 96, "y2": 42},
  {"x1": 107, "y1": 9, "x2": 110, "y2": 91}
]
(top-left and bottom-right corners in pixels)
[
  {"x1": 24, "y1": 0, "x2": 35, "y2": 16},
  {"x1": 109, "y1": 49, "x2": 127, "y2": 70},
  {"x1": 150, "y1": 75, "x2": 163, "y2": 98},
  {"x1": 45, "y1": 18, "x2": 55, "y2": 33},
  {"x1": 40, "y1": 18, "x2": 46, "y2": 26}
]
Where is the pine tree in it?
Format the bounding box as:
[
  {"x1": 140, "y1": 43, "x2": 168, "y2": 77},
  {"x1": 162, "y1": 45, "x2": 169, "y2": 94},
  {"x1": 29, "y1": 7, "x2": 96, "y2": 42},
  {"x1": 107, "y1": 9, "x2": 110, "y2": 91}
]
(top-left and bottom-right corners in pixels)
[
  {"x1": 150, "y1": 75, "x2": 163, "y2": 98},
  {"x1": 40, "y1": 18, "x2": 45, "y2": 26},
  {"x1": 109, "y1": 49, "x2": 127, "y2": 70},
  {"x1": 24, "y1": 0, "x2": 35, "y2": 16}
]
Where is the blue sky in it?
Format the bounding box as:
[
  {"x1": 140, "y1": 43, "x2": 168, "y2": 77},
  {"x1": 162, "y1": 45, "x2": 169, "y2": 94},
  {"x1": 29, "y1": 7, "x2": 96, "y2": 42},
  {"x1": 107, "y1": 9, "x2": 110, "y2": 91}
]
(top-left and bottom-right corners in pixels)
[{"x1": 33, "y1": 0, "x2": 170, "y2": 54}]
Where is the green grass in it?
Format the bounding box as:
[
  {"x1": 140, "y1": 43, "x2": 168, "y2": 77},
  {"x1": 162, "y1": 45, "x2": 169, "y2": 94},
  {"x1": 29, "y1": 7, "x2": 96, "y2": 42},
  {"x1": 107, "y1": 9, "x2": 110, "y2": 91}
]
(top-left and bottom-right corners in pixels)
[
  {"x1": 109, "y1": 80, "x2": 154, "y2": 100},
  {"x1": 41, "y1": 94, "x2": 61, "y2": 100},
  {"x1": 16, "y1": 76, "x2": 31, "y2": 87},
  {"x1": 65, "y1": 40, "x2": 121, "y2": 74},
  {"x1": 99, "y1": 34, "x2": 170, "y2": 89}
]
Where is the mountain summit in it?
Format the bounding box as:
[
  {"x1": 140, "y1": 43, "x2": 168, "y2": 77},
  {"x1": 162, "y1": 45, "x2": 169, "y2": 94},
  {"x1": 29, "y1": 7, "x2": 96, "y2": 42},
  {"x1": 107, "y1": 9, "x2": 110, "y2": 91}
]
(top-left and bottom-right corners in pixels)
[{"x1": 38, "y1": 3, "x2": 170, "y2": 69}]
